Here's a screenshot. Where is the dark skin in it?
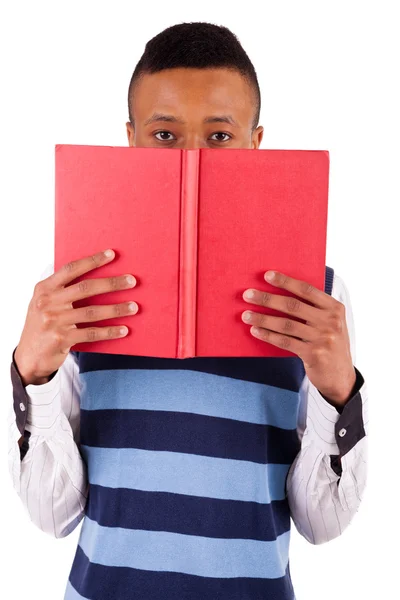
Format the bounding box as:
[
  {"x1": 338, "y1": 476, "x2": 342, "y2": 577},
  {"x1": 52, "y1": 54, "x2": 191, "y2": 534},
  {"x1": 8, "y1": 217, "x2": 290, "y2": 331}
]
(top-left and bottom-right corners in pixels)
[
  {"x1": 15, "y1": 68, "x2": 355, "y2": 454},
  {"x1": 126, "y1": 68, "x2": 263, "y2": 149}
]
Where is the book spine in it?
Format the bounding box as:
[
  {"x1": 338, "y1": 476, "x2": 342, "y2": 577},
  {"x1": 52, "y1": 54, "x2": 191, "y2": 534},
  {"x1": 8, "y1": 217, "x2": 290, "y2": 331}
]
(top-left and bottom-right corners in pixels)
[{"x1": 177, "y1": 150, "x2": 200, "y2": 358}]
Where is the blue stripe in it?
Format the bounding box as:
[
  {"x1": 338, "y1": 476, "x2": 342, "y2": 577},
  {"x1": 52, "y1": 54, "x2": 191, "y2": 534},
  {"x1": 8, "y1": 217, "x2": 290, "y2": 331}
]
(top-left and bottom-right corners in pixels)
[
  {"x1": 80, "y1": 369, "x2": 299, "y2": 429},
  {"x1": 80, "y1": 409, "x2": 299, "y2": 464},
  {"x1": 78, "y1": 515, "x2": 291, "y2": 579},
  {"x1": 64, "y1": 581, "x2": 88, "y2": 600},
  {"x1": 77, "y1": 352, "x2": 306, "y2": 391},
  {"x1": 86, "y1": 484, "x2": 290, "y2": 541},
  {"x1": 69, "y1": 544, "x2": 295, "y2": 600},
  {"x1": 81, "y1": 446, "x2": 290, "y2": 503}
]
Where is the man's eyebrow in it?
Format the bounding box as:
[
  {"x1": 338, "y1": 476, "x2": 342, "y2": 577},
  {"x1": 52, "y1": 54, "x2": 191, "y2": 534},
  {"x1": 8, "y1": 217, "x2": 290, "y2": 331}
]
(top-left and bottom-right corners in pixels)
[
  {"x1": 143, "y1": 113, "x2": 238, "y2": 127},
  {"x1": 144, "y1": 113, "x2": 185, "y2": 126},
  {"x1": 203, "y1": 115, "x2": 238, "y2": 127}
]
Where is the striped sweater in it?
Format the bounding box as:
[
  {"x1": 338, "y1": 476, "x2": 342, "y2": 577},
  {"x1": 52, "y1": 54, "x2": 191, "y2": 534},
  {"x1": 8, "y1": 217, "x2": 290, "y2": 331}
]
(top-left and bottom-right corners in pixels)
[{"x1": 8, "y1": 264, "x2": 368, "y2": 600}]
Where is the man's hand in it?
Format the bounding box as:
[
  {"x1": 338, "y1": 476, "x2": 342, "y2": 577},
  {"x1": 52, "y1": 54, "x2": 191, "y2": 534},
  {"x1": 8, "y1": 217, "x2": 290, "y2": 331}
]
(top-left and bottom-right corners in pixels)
[
  {"x1": 241, "y1": 270, "x2": 357, "y2": 409},
  {"x1": 14, "y1": 249, "x2": 138, "y2": 386}
]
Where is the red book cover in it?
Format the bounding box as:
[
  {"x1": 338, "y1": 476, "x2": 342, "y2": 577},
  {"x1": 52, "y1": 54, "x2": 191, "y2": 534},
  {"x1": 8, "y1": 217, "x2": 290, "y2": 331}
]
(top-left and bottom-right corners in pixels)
[{"x1": 54, "y1": 145, "x2": 329, "y2": 358}]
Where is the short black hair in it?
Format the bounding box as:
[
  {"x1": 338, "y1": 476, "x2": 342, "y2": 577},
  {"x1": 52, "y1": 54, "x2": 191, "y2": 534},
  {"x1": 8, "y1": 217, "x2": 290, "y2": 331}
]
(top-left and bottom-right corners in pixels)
[{"x1": 128, "y1": 22, "x2": 261, "y2": 131}]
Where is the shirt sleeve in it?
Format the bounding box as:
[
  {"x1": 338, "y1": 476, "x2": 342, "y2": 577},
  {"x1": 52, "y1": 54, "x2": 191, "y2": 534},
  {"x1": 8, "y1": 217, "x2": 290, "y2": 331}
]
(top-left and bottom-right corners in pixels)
[
  {"x1": 286, "y1": 271, "x2": 368, "y2": 544},
  {"x1": 7, "y1": 263, "x2": 88, "y2": 538}
]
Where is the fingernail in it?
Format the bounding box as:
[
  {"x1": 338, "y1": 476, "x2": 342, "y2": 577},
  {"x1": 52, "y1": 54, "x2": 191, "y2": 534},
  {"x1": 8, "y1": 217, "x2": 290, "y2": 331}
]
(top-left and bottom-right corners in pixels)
[
  {"x1": 244, "y1": 290, "x2": 255, "y2": 299},
  {"x1": 242, "y1": 311, "x2": 252, "y2": 322},
  {"x1": 126, "y1": 275, "x2": 136, "y2": 285},
  {"x1": 128, "y1": 302, "x2": 138, "y2": 312},
  {"x1": 119, "y1": 327, "x2": 128, "y2": 335},
  {"x1": 265, "y1": 271, "x2": 275, "y2": 281},
  {"x1": 104, "y1": 249, "x2": 114, "y2": 258}
]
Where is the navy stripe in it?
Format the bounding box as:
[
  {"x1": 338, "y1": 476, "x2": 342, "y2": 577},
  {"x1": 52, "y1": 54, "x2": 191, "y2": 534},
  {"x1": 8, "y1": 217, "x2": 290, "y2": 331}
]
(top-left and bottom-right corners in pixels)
[
  {"x1": 69, "y1": 544, "x2": 295, "y2": 600},
  {"x1": 80, "y1": 409, "x2": 300, "y2": 465},
  {"x1": 86, "y1": 484, "x2": 290, "y2": 541},
  {"x1": 325, "y1": 265, "x2": 334, "y2": 295}
]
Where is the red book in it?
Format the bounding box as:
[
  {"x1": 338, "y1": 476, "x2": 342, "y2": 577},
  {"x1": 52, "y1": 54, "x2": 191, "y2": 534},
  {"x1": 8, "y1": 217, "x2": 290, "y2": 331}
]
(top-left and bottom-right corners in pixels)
[{"x1": 54, "y1": 145, "x2": 329, "y2": 358}]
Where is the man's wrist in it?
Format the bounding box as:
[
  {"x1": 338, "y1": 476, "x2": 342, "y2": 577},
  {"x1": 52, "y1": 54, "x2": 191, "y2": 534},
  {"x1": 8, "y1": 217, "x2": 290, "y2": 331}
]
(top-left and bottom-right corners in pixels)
[
  {"x1": 13, "y1": 346, "x2": 50, "y2": 387},
  {"x1": 319, "y1": 367, "x2": 361, "y2": 413}
]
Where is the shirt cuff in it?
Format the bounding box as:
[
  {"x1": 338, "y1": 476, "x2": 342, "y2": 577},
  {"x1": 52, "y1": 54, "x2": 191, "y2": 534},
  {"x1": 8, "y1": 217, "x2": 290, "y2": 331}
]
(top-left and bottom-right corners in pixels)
[
  {"x1": 10, "y1": 346, "x2": 59, "y2": 436},
  {"x1": 334, "y1": 366, "x2": 366, "y2": 457},
  {"x1": 10, "y1": 346, "x2": 29, "y2": 436},
  {"x1": 306, "y1": 365, "x2": 367, "y2": 457}
]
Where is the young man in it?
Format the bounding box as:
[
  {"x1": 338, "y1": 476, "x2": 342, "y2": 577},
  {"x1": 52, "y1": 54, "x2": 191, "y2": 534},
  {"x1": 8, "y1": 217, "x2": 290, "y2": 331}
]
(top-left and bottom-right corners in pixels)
[{"x1": 8, "y1": 22, "x2": 368, "y2": 600}]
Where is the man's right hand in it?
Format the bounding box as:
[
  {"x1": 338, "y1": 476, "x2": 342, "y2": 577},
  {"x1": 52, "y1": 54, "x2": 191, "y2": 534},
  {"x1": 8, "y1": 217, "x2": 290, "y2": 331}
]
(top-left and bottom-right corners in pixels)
[{"x1": 14, "y1": 249, "x2": 138, "y2": 386}]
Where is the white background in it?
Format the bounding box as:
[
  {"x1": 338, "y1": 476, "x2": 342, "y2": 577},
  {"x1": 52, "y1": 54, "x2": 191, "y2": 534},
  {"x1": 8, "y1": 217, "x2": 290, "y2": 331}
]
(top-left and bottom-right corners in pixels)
[{"x1": 1, "y1": 1, "x2": 399, "y2": 598}]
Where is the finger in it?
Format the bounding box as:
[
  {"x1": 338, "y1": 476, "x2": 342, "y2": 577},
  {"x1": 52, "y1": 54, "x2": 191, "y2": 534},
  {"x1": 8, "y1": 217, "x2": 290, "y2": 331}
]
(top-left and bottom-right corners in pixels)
[
  {"x1": 49, "y1": 249, "x2": 116, "y2": 289},
  {"x1": 250, "y1": 325, "x2": 306, "y2": 355},
  {"x1": 61, "y1": 301, "x2": 139, "y2": 326},
  {"x1": 67, "y1": 324, "x2": 130, "y2": 348},
  {"x1": 263, "y1": 271, "x2": 331, "y2": 309},
  {"x1": 241, "y1": 311, "x2": 315, "y2": 342},
  {"x1": 60, "y1": 273, "x2": 136, "y2": 305},
  {"x1": 243, "y1": 289, "x2": 318, "y2": 323}
]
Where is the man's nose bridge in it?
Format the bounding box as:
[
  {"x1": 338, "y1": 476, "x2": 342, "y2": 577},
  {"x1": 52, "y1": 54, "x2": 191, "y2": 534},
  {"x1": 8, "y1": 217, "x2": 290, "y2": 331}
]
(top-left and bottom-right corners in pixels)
[{"x1": 181, "y1": 132, "x2": 206, "y2": 149}]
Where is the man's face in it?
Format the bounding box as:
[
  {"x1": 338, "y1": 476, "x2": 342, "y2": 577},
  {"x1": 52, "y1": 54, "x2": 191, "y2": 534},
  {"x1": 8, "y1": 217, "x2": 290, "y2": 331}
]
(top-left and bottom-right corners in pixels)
[{"x1": 126, "y1": 67, "x2": 263, "y2": 150}]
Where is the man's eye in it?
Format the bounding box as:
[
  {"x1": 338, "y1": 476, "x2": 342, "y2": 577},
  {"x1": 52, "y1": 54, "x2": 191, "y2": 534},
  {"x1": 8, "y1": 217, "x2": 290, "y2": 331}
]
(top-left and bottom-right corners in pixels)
[
  {"x1": 210, "y1": 132, "x2": 232, "y2": 142},
  {"x1": 154, "y1": 131, "x2": 175, "y2": 141}
]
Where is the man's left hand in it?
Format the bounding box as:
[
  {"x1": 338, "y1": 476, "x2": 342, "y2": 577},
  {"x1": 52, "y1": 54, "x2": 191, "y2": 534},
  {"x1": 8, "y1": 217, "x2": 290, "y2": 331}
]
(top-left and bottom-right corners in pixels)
[{"x1": 242, "y1": 270, "x2": 357, "y2": 409}]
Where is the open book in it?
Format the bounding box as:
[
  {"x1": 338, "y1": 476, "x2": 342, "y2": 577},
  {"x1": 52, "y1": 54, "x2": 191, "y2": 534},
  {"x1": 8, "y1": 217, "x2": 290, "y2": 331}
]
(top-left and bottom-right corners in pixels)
[{"x1": 55, "y1": 145, "x2": 329, "y2": 358}]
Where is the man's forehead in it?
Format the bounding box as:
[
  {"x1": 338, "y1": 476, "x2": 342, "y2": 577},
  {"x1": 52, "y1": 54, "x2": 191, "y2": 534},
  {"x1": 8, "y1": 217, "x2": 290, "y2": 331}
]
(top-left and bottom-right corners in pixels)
[{"x1": 132, "y1": 68, "x2": 253, "y2": 120}]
